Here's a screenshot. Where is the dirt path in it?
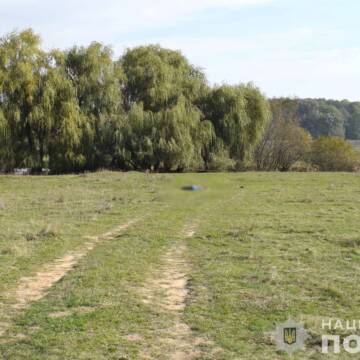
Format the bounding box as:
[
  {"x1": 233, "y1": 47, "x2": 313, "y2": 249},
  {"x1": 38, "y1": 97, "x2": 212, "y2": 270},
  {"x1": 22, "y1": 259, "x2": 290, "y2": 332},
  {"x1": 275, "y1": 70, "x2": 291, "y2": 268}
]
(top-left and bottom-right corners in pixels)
[
  {"x1": 140, "y1": 225, "x2": 220, "y2": 359},
  {"x1": 0, "y1": 219, "x2": 136, "y2": 337}
]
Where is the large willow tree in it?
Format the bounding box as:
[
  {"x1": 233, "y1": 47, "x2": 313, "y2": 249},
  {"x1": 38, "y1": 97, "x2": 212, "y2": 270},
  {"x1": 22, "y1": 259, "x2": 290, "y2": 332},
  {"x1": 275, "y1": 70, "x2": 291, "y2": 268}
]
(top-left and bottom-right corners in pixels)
[
  {"x1": 64, "y1": 43, "x2": 124, "y2": 169},
  {"x1": 0, "y1": 29, "x2": 83, "y2": 172},
  {"x1": 118, "y1": 45, "x2": 214, "y2": 171},
  {"x1": 118, "y1": 99, "x2": 214, "y2": 171},
  {"x1": 200, "y1": 84, "x2": 270, "y2": 167},
  {"x1": 121, "y1": 45, "x2": 208, "y2": 112}
]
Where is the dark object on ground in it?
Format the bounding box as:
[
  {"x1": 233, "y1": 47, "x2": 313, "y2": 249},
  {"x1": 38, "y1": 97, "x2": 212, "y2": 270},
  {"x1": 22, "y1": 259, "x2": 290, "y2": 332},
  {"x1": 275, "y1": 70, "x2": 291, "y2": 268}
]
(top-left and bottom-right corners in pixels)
[{"x1": 182, "y1": 185, "x2": 203, "y2": 191}]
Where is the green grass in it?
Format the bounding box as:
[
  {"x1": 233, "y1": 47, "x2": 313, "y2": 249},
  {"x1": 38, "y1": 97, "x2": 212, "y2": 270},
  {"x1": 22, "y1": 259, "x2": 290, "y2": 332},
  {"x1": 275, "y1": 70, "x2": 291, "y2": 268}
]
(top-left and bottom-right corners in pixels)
[{"x1": 1, "y1": 171, "x2": 360, "y2": 359}]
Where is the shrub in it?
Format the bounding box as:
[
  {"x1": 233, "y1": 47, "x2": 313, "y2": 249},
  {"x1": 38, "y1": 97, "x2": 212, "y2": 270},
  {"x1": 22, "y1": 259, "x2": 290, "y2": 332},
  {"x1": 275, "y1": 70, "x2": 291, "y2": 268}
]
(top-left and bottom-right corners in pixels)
[
  {"x1": 207, "y1": 147, "x2": 235, "y2": 171},
  {"x1": 310, "y1": 136, "x2": 360, "y2": 171}
]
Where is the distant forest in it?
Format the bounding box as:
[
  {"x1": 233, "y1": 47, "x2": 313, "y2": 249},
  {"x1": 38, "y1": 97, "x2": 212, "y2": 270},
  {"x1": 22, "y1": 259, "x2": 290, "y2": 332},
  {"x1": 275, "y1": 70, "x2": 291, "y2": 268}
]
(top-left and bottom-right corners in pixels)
[
  {"x1": 282, "y1": 98, "x2": 360, "y2": 140},
  {"x1": 0, "y1": 29, "x2": 359, "y2": 173}
]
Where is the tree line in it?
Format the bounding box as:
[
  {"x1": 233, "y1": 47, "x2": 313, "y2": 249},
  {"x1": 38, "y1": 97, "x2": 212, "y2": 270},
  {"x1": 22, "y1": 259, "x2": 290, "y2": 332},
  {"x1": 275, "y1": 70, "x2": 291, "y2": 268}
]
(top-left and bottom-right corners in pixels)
[
  {"x1": 1, "y1": 30, "x2": 359, "y2": 174},
  {"x1": 0, "y1": 29, "x2": 270, "y2": 173}
]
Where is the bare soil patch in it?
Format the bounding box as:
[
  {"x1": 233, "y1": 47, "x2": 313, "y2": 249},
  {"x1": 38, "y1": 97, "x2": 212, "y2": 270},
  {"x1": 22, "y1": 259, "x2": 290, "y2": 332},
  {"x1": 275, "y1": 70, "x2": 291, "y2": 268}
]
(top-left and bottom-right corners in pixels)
[{"x1": 140, "y1": 225, "x2": 221, "y2": 359}]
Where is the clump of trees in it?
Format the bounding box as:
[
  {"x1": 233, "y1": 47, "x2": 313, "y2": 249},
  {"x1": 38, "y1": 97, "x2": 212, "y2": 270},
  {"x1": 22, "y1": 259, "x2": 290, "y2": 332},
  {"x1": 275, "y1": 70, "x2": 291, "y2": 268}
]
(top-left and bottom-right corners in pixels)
[
  {"x1": 276, "y1": 98, "x2": 360, "y2": 140},
  {"x1": 254, "y1": 99, "x2": 312, "y2": 171},
  {"x1": 0, "y1": 30, "x2": 270, "y2": 173}
]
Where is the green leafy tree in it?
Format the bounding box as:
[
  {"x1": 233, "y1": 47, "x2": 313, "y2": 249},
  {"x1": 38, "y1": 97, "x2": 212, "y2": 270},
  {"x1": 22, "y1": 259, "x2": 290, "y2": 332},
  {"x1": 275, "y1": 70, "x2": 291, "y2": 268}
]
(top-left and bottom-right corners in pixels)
[
  {"x1": 45, "y1": 53, "x2": 85, "y2": 172},
  {"x1": 64, "y1": 42, "x2": 124, "y2": 169},
  {"x1": 0, "y1": 30, "x2": 83, "y2": 172},
  {"x1": 118, "y1": 45, "x2": 214, "y2": 171},
  {"x1": 117, "y1": 99, "x2": 214, "y2": 171},
  {"x1": 121, "y1": 45, "x2": 208, "y2": 112},
  {"x1": 0, "y1": 29, "x2": 45, "y2": 169},
  {"x1": 200, "y1": 84, "x2": 270, "y2": 167}
]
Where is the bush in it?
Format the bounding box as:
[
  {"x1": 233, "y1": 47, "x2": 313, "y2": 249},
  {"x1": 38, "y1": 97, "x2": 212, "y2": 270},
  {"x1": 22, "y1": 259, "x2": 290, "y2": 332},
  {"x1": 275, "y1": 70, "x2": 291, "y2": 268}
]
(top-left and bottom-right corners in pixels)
[
  {"x1": 207, "y1": 147, "x2": 235, "y2": 171},
  {"x1": 310, "y1": 136, "x2": 360, "y2": 171}
]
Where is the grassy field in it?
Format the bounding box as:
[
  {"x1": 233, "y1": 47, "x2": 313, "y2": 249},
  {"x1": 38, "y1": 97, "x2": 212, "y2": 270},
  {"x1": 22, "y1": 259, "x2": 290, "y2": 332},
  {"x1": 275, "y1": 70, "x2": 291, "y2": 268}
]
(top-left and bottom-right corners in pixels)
[{"x1": 0, "y1": 171, "x2": 360, "y2": 359}]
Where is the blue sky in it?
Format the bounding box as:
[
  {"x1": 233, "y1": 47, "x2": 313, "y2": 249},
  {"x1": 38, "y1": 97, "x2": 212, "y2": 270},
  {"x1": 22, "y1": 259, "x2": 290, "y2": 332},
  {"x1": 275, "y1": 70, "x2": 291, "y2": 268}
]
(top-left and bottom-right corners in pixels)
[{"x1": 1, "y1": 0, "x2": 359, "y2": 100}]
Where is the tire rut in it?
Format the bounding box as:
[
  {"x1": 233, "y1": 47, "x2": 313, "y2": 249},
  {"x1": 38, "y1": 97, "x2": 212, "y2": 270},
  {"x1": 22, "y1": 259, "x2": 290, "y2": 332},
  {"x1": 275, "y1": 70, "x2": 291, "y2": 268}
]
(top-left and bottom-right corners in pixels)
[
  {"x1": 140, "y1": 225, "x2": 221, "y2": 359},
  {"x1": 0, "y1": 219, "x2": 137, "y2": 337}
]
